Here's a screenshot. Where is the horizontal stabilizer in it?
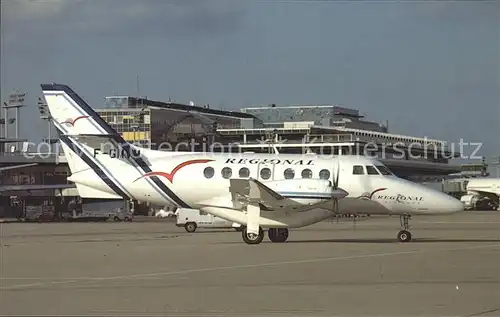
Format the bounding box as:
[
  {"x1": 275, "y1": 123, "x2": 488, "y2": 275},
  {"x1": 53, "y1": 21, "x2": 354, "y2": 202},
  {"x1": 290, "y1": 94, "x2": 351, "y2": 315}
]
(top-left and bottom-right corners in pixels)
[
  {"x1": 67, "y1": 134, "x2": 125, "y2": 149},
  {"x1": 63, "y1": 134, "x2": 151, "y2": 166},
  {"x1": 74, "y1": 184, "x2": 123, "y2": 199}
]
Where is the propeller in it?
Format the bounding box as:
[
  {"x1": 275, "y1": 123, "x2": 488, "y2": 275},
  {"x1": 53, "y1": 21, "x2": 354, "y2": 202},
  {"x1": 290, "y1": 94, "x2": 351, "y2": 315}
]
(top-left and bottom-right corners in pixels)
[{"x1": 331, "y1": 160, "x2": 343, "y2": 215}]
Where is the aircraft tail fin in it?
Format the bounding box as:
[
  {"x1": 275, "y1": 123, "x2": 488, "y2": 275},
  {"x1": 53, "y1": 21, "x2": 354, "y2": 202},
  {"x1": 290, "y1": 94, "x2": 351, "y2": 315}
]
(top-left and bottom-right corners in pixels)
[
  {"x1": 40, "y1": 83, "x2": 188, "y2": 206},
  {"x1": 41, "y1": 83, "x2": 142, "y2": 155},
  {"x1": 40, "y1": 83, "x2": 186, "y2": 160},
  {"x1": 41, "y1": 83, "x2": 117, "y2": 136}
]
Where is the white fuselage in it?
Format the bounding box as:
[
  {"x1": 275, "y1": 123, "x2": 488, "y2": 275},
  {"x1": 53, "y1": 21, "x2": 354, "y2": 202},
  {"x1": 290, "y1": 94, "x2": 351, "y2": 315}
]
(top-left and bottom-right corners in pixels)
[{"x1": 68, "y1": 152, "x2": 463, "y2": 228}]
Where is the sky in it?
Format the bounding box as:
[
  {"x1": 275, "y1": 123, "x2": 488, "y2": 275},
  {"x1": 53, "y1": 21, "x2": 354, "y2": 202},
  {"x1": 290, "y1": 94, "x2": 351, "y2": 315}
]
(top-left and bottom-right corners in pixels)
[{"x1": 1, "y1": 0, "x2": 499, "y2": 169}]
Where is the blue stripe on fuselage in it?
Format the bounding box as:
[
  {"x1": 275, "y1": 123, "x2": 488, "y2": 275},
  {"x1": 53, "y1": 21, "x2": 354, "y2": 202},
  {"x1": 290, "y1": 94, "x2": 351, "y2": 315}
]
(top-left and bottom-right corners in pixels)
[
  {"x1": 58, "y1": 132, "x2": 129, "y2": 199},
  {"x1": 54, "y1": 123, "x2": 133, "y2": 199}
]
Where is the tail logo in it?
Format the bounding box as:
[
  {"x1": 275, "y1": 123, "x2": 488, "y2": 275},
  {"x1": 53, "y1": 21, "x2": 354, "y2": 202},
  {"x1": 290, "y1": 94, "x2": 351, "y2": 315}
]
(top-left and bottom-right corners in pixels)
[
  {"x1": 61, "y1": 115, "x2": 89, "y2": 126},
  {"x1": 133, "y1": 159, "x2": 214, "y2": 183}
]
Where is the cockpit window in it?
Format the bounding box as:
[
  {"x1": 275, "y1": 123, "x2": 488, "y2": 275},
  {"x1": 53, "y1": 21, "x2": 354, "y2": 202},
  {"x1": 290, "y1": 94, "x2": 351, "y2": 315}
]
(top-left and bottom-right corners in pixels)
[
  {"x1": 375, "y1": 165, "x2": 392, "y2": 175},
  {"x1": 352, "y1": 165, "x2": 364, "y2": 175},
  {"x1": 366, "y1": 165, "x2": 380, "y2": 175}
]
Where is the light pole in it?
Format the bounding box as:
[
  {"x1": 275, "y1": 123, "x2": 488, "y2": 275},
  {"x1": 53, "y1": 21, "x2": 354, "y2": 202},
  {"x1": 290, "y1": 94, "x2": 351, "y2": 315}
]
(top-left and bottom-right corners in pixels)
[
  {"x1": 2, "y1": 102, "x2": 7, "y2": 139},
  {"x1": 0, "y1": 103, "x2": 16, "y2": 153},
  {"x1": 5, "y1": 90, "x2": 26, "y2": 143},
  {"x1": 131, "y1": 125, "x2": 138, "y2": 146},
  {"x1": 492, "y1": 156, "x2": 500, "y2": 178},
  {"x1": 1, "y1": 90, "x2": 25, "y2": 152}
]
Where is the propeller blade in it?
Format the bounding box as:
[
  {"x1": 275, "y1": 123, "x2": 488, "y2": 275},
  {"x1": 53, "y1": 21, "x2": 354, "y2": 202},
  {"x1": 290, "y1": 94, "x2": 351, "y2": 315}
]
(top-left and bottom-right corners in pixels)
[
  {"x1": 333, "y1": 161, "x2": 340, "y2": 189},
  {"x1": 331, "y1": 161, "x2": 342, "y2": 214}
]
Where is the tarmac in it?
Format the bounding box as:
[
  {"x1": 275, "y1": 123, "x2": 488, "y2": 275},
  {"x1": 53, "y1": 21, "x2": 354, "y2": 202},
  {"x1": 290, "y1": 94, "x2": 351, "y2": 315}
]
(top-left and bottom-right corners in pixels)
[{"x1": 0, "y1": 212, "x2": 499, "y2": 317}]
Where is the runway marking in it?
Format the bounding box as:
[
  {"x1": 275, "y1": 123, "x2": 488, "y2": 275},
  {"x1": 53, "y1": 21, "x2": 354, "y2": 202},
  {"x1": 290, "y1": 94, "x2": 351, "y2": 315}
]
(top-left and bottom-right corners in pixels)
[
  {"x1": 0, "y1": 280, "x2": 78, "y2": 290},
  {"x1": 1, "y1": 243, "x2": 499, "y2": 290},
  {"x1": 414, "y1": 221, "x2": 500, "y2": 224}
]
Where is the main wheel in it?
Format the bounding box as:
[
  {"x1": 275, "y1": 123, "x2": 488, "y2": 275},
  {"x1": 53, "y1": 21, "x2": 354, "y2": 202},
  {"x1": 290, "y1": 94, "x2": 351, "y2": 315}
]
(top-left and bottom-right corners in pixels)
[
  {"x1": 242, "y1": 227, "x2": 264, "y2": 245},
  {"x1": 397, "y1": 230, "x2": 412, "y2": 242},
  {"x1": 185, "y1": 222, "x2": 197, "y2": 233},
  {"x1": 268, "y1": 228, "x2": 289, "y2": 243}
]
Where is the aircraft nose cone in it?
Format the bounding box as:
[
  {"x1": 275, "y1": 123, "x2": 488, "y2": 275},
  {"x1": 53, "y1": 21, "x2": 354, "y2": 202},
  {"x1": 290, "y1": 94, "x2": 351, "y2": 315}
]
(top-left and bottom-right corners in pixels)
[
  {"x1": 438, "y1": 193, "x2": 464, "y2": 214},
  {"x1": 332, "y1": 188, "x2": 349, "y2": 199}
]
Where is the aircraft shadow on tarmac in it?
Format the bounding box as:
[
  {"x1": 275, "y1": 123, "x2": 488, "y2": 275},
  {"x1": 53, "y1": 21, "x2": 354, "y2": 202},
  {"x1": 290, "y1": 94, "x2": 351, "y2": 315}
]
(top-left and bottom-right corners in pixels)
[
  {"x1": 190, "y1": 230, "x2": 239, "y2": 234},
  {"x1": 281, "y1": 238, "x2": 500, "y2": 244},
  {"x1": 221, "y1": 238, "x2": 500, "y2": 244}
]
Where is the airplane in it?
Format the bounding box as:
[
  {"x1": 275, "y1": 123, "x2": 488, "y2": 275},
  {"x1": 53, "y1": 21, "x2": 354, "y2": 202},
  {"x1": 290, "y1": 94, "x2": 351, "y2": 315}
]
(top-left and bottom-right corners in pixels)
[
  {"x1": 464, "y1": 178, "x2": 500, "y2": 210},
  {"x1": 40, "y1": 83, "x2": 464, "y2": 245}
]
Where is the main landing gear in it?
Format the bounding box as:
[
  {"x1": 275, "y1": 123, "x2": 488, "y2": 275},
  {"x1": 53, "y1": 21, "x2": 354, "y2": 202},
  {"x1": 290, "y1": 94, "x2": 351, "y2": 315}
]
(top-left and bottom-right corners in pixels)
[
  {"x1": 397, "y1": 214, "x2": 412, "y2": 242},
  {"x1": 268, "y1": 228, "x2": 289, "y2": 243},
  {"x1": 241, "y1": 227, "x2": 289, "y2": 245}
]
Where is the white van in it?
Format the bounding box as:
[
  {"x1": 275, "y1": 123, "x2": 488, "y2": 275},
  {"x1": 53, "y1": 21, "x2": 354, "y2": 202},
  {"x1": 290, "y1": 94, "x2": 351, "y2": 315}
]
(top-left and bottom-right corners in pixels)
[{"x1": 176, "y1": 208, "x2": 242, "y2": 232}]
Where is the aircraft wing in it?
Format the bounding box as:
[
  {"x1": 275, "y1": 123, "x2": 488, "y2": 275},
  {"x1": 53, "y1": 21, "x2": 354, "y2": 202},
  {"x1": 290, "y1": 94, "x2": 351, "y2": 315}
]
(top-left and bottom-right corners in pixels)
[
  {"x1": 228, "y1": 178, "x2": 340, "y2": 212},
  {"x1": 229, "y1": 178, "x2": 285, "y2": 211}
]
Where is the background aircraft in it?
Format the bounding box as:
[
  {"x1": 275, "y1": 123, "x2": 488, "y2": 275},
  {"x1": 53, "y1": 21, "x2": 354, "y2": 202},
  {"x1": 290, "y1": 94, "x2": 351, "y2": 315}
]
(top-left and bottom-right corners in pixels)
[{"x1": 463, "y1": 178, "x2": 500, "y2": 210}]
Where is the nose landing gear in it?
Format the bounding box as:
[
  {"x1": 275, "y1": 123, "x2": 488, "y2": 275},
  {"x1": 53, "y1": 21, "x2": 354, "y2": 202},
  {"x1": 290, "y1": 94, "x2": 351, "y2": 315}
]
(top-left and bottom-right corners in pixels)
[
  {"x1": 397, "y1": 214, "x2": 412, "y2": 242},
  {"x1": 242, "y1": 226, "x2": 264, "y2": 245}
]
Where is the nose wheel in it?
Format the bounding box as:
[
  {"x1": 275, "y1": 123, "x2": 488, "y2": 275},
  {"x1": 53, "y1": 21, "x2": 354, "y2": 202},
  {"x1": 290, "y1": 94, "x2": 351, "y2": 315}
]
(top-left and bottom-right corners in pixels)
[
  {"x1": 242, "y1": 226, "x2": 264, "y2": 245},
  {"x1": 397, "y1": 215, "x2": 412, "y2": 242}
]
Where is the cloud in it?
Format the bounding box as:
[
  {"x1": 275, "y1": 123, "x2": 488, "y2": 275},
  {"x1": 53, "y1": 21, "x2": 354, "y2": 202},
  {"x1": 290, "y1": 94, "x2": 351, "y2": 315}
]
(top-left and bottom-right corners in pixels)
[
  {"x1": 2, "y1": 0, "x2": 75, "y2": 20},
  {"x1": 2, "y1": 0, "x2": 247, "y2": 38}
]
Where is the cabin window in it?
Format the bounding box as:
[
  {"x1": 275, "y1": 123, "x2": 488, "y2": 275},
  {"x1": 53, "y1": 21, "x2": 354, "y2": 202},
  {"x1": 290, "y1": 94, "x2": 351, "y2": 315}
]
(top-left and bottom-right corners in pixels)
[
  {"x1": 221, "y1": 167, "x2": 232, "y2": 179},
  {"x1": 353, "y1": 165, "x2": 364, "y2": 175},
  {"x1": 301, "y1": 169, "x2": 312, "y2": 179},
  {"x1": 284, "y1": 168, "x2": 295, "y2": 179},
  {"x1": 203, "y1": 167, "x2": 215, "y2": 179},
  {"x1": 319, "y1": 169, "x2": 330, "y2": 180},
  {"x1": 199, "y1": 210, "x2": 208, "y2": 216},
  {"x1": 239, "y1": 167, "x2": 250, "y2": 178},
  {"x1": 366, "y1": 165, "x2": 380, "y2": 175},
  {"x1": 375, "y1": 165, "x2": 392, "y2": 175},
  {"x1": 260, "y1": 168, "x2": 272, "y2": 180}
]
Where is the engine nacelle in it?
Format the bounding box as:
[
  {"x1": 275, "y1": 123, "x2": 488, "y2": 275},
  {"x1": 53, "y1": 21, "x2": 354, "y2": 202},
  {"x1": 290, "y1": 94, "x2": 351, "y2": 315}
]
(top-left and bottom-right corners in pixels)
[{"x1": 264, "y1": 178, "x2": 333, "y2": 205}]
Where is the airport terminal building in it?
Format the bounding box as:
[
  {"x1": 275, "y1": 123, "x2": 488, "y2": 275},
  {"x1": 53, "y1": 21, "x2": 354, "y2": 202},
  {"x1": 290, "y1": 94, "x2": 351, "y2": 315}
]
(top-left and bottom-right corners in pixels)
[
  {"x1": 94, "y1": 97, "x2": 462, "y2": 177},
  {"x1": 96, "y1": 96, "x2": 262, "y2": 149}
]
